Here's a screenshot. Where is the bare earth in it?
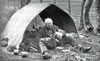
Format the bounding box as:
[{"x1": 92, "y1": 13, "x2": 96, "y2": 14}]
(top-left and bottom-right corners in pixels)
[{"x1": 0, "y1": 0, "x2": 100, "y2": 61}]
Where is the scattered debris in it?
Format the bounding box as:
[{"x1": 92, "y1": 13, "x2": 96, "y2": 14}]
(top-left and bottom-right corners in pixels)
[
  {"x1": 13, "y1": 49, "x2": 20, "y2": 55},
  {"x1": 21, "y1": 51, "x2": 29, "y2": 58}
]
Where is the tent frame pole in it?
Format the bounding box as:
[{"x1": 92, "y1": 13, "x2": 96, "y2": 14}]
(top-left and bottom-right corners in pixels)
[{"x1": 68, "y1": 0, "x2": 71, "y2": 14}]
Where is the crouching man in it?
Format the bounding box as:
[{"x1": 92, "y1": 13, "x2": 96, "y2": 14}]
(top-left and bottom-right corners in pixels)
[
  {"x1": 38, "y1": 18, "x2": 59, "y2": 59},
  {"x1": 38, "y1": 18, "x2": 92, "y2": 60}
]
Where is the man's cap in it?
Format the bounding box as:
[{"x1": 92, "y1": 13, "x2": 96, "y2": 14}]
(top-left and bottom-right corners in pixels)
[{"x1": 45, "y1": 18, "x2": 53, "y2": 24}]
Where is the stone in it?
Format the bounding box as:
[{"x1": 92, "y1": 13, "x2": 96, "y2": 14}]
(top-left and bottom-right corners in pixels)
[
  {"x1": 13, "y1": 49, "x2": 20, "y2": 55},
  {"x1": 7, "y1": 46, "x2": 16, "y2": 52},
  {"x1": 0, "y1": 41, "x2": 8, "y2": 47}
]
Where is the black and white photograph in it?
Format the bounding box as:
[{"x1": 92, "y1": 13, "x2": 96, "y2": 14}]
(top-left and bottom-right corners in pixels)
[{"x1": 0, "y1": 0, "x2": 100, "y2": 61}]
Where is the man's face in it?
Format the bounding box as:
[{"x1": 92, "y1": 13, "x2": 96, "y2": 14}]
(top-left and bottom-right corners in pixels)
[{"x1": 45, "y1": 23, "x2": 52, "y2": 27}]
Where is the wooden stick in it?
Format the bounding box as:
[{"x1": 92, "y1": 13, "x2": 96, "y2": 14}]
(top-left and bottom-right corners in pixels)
[{"x1": 68, "y1": 0, "x2": 71, "y2": 14}]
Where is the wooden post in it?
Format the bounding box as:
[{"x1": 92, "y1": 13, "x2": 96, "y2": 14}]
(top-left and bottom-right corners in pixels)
[
  {"x1": 54, "y1": 0, "x2": 56, "y2": 4},
  {"x1": 14, "y1": 0, "x2": 16, "y2": 9},
  {"x1": 68, "y1": 0, "x2": 71, "y2": 14},
  {"x1": 4, "y1": 0, "x2": 6, "y2": 7},
  {"x1": 40, "y1": 0, "x2": 43, "y2": 3},
  {"x1": 18, "y1": 0, "x2": 20, "y2": 9},
  {"x1": 8, "y1": 0, "x2": 9, "y2": 8}
]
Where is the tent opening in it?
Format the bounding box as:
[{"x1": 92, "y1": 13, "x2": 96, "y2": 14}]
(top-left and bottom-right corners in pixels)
[{"x1": 39, "y1": 4, "x2": 77, "y2": 33}]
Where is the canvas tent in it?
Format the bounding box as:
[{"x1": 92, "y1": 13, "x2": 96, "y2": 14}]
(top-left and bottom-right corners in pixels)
[{"x1": 1, "y1": 3, "x2": 78, "y2": 50}]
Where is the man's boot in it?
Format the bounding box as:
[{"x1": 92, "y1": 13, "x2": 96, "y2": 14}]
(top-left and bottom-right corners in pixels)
[
  {"x1": 79, "y1": 46, "x2": 92, "y2": 53},
  {"x1": 42, "y1": 51, "x2": 52, "y2": 60},
  {"x1": 85, "y1": 25, "x2": 94, "y2": 32}
]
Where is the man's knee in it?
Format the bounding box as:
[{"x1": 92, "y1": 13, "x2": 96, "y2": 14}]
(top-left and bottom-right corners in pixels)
[
  {"x1": 40, "y1": 38, "x2": 46, "y2": 42},
  {"x1": 39, "y1": 38, "x2": 53, "y2": 48},
  {"x1": 40, "y1": 38, "x2": 51, "y2": 42}
]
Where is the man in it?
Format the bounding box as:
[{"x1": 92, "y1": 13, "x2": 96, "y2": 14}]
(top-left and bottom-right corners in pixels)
[
  {"x1": 39, "y1": 18, "x2": 92, "y2": 59},
  {"x1": 38, "y1": 18, "x2": 59, "y2": 59},
  {"x1": 78, "y1": 0, "x2": 94, "y2": 32},
  {"x1": 38, "y1": 18, "x2": 58, "y2": 38}
]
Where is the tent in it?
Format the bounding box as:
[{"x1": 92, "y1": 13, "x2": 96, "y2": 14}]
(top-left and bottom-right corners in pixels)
[{"x1": 1, "y1": 3, "x2": 78, "y2": 49}]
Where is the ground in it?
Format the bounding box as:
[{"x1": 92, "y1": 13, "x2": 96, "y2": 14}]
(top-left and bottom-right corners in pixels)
[
  {"x1": 0, "y1": 0, "x2": 100, "y2": 61},
  {"x1": 0, "y1": 30, "x2": 100, "y2": 61}
]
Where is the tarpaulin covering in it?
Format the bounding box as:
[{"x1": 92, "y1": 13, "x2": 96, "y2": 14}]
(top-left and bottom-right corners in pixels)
[{"x1": 1, "y1": 3, "x2": 78, "y2": 49}]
